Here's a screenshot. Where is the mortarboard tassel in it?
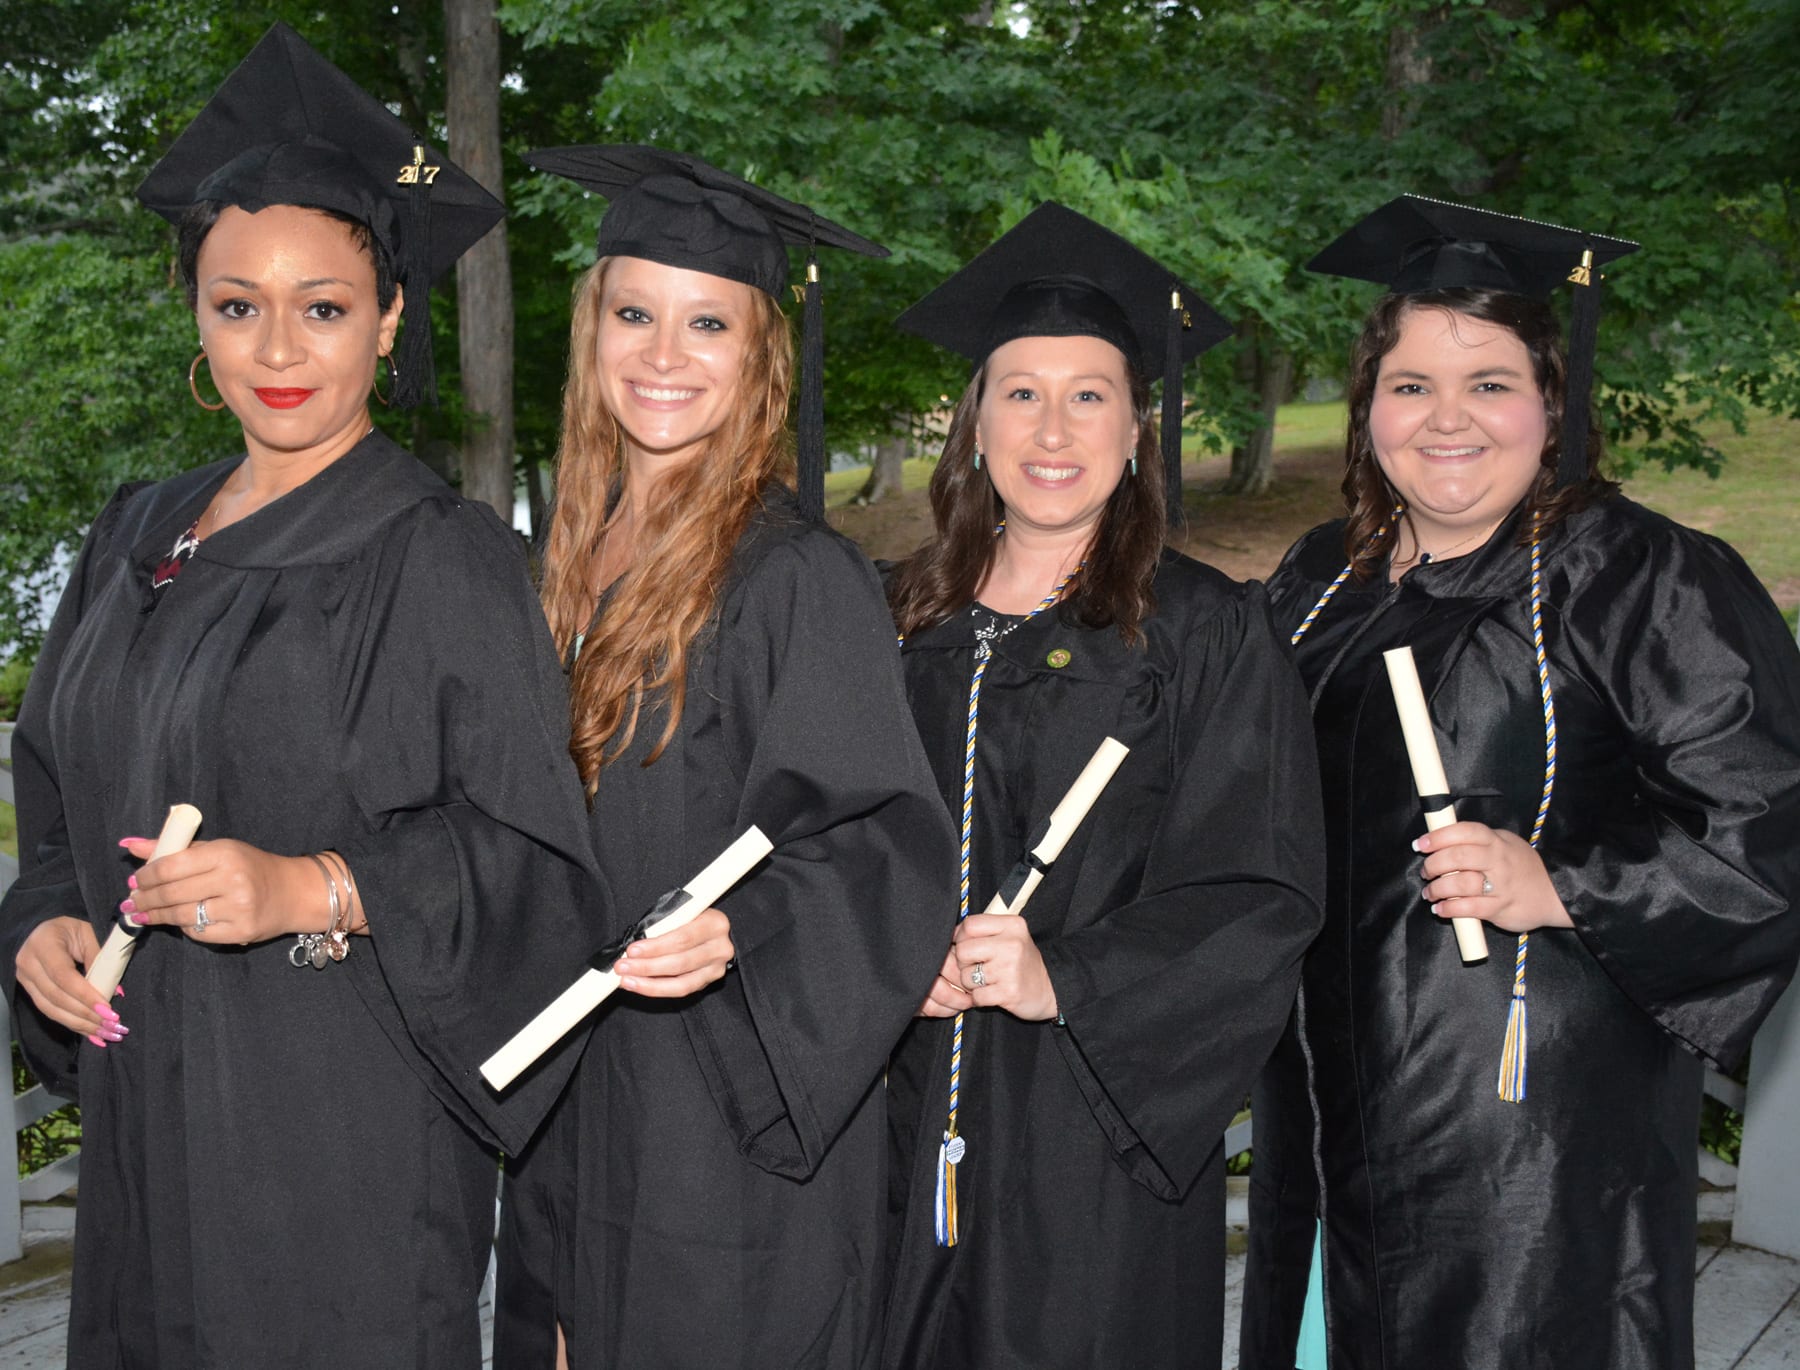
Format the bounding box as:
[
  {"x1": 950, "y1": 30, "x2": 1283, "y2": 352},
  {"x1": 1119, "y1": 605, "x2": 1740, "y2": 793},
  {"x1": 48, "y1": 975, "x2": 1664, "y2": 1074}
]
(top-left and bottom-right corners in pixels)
[
  {"x1": 392, "y1": 144, "x2": 438, "y2": 410},
  {"x1": 797, "y1": 254, "x2": 826, "y2": 522},
  {"x1": 1162, "y1": 289, "x2": 1187, "y2": 529},
  {"x1": 1558, "y1": 248, "x2": 1601, "y2": 487}
]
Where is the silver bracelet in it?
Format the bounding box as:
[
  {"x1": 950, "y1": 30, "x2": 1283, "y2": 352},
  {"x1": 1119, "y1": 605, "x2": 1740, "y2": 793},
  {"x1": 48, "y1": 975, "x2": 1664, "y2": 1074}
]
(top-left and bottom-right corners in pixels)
[{"x1": 290, "y1": 853, "x2": 346, "y2": 969}]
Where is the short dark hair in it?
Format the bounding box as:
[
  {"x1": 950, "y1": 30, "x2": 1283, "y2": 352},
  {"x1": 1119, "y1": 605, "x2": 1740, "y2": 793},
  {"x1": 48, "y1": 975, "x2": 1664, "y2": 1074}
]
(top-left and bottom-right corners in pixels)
[
  {"x1": 1340, "y1": 287, "x2": 1616, "y2": 579},
  {"x1": 176, "y1": 200, "x2": 399, "y2": 312}
]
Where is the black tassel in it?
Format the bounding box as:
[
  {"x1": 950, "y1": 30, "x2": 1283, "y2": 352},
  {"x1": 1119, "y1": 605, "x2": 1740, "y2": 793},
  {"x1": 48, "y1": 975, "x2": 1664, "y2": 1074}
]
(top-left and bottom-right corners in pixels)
[
  {"x1": 1162, "y1": 289, "x2": 1186, "y2": 529},
  {"x1": 392, "y1": 144, "x2": 437, "y2": 410},
  {"x1": 797, "y1": 252, "x2": 825, "y2": 522},
  {"x1": 1559, "y1": 248, "x2": 1600, "y2": 487}
]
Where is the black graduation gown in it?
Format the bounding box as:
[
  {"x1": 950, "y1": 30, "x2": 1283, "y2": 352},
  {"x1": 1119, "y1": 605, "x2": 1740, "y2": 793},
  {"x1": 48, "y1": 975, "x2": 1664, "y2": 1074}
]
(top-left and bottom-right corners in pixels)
[
  {"x1": 1240, "y1": 497, "x2": 1800, "y2": 1370},
  {"x1": 493, "y1": 490, "x2": 958, "y2": 1370},
  {"x1": 0, "y1": 434, "x2": 606, "y2": 1370},
  {"x1": 881, "y1": 550, "x2": 1326, "y2": 1370}
]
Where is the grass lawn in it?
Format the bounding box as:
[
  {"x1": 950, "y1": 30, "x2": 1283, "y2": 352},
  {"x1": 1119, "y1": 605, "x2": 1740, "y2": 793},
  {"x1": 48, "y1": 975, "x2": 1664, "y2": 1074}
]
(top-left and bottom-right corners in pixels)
[{"x1": 1620, "y1": 410, "x2": 1800, "y2": 614}]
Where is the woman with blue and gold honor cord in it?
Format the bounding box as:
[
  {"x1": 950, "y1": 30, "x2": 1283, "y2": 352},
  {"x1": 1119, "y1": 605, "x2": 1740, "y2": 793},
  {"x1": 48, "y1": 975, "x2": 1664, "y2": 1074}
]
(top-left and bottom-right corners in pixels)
[
  {"x1": 880, "y1": 204, "x2": 1325, "y2": 1370},
  {"x1": 1241, "y1": 198, "x2": 1800, "y2": 1370}
]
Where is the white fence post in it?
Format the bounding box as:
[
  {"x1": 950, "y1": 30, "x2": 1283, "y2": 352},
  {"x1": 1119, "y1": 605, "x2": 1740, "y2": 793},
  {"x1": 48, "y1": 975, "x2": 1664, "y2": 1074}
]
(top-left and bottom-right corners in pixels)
[{"x1": 1733, "y1": 981, "x2": 1800, "y2": 1258}]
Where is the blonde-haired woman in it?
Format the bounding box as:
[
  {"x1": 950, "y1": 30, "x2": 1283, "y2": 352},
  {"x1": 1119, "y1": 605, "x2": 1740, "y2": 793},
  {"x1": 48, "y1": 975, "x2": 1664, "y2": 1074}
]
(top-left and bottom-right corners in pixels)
[{"x1": 493, "y1": 147, "x2": 957, "y2": 1369}]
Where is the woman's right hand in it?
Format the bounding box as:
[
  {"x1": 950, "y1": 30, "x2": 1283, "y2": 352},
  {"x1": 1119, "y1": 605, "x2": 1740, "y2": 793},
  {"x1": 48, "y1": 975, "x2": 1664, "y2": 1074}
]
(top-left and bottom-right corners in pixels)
[{"x1": 15, "y1": 917, "x2": 125, "y2": 1045}]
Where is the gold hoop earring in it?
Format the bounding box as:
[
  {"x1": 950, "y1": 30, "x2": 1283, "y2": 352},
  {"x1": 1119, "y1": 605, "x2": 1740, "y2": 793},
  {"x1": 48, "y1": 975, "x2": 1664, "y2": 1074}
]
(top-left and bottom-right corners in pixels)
[
  {"x1": 188, "y1": 352, "x2": 226, "y2": 412},
  {"x1": 372, "y1": 353, "x2": 395, "y2": 407}
]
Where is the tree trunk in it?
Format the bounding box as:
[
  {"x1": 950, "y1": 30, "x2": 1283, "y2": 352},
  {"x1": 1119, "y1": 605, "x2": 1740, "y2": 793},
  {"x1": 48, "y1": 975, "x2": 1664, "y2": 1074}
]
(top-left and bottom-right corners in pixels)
[
  {"x1": 1224, "y1": 345, "x2": 1292, "y2": 495},
  {"x1": 855, "y1": 435, "x2": 908, "y2": 505},
  {"x1": 444, "y1": 0, "x2": 515, "y2": 524}
]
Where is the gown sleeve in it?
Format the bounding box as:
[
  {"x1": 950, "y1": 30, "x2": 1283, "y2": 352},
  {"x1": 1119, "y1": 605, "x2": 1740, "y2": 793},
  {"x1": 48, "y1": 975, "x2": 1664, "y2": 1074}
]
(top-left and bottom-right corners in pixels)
[
  {"x1": 0, "y1": 485, "x2": 146, "y2": 1099},
  {"x1": 1036, "y1": 584, "x2": 1327, "y2": 1200},
  {"x1": 680, "y1": 531, "x2": 957, "y2": 1181},
  {"x1": 329, "y1": 498, "x2": 610, "y2": 1156},
  {"x1": 1545, "y1": 519, "x2": 1800, "y2": 1069}
]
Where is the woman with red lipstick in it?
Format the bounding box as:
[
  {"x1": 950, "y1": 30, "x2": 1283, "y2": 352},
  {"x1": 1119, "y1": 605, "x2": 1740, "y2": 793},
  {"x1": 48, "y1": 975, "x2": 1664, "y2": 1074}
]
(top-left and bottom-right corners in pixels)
[
  {"x1": 491, "y1": 148, "x2": 956, "y2": 1369},
  {"x1": 0, "y1": 28, "x2": 604, "y2": 1368},
  {"x1": 878, "y1": 204, "x2": 1325, "y2": 1370},
  {"x1": 1240, "y1": 198, "x2": 1800, "y2": 1370}
]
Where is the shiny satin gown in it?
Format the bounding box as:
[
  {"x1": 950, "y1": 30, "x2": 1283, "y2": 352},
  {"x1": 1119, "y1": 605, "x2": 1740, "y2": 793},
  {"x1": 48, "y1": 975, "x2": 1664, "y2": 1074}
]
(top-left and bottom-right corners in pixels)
[{"x1": 1241, "y1": 496, "x2": 1800, "y2": 1370}]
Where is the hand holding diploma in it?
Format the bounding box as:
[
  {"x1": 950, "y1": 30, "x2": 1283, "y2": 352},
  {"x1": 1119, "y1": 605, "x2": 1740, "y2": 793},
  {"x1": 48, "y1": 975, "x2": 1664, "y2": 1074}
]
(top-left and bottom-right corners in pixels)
[
  {"x1": 14, "y1": 803, "x2": 200, "y2": 1045},
  {"x1": 1415, "y1": 823, "x2": 1572, "y2": 934},
  {"x1": 481, "y1": 826, "x2": 773, "y2": 1091},
  {"x1": 923, "y1": 738, "x2": 1130, "y2": 1022}
]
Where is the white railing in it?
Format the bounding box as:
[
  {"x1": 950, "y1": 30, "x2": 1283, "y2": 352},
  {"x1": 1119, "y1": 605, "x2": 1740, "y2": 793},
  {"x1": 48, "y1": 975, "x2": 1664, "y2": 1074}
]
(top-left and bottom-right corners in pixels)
[{"x1": 0, "y1": 719, "x2": 80, "y2": 1264}]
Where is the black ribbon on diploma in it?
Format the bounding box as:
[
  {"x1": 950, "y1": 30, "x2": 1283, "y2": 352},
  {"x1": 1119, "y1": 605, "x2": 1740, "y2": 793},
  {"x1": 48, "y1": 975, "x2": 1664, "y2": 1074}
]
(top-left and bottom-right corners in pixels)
[
  {"x1": 587, "y1": 888, "x2": 695, "y2": 971},
  {"x1": 992, "y1": 817, "x2": 1055, "y2": 909},
  {"x1": 1415, "y1": 784, "x2": 1500, "y2": 817}
]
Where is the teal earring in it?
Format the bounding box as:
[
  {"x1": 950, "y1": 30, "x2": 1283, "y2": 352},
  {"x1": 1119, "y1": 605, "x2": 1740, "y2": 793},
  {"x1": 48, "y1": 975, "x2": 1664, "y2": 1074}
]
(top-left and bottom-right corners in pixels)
[
  {"x1": 1130, "y1": 455, "x2": 1138, "y2": 477},
  {"x1": 973, "y1": 447, "x2": 983, "y2": 471}
]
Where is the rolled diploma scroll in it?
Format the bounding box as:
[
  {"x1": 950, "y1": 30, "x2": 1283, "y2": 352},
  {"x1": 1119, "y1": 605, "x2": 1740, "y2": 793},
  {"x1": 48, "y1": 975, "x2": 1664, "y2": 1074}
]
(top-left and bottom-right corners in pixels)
[
  {"x1": 85, "y1": 803, "x2": 204, "y2": 996},
  {"x1": 1381, "y1": 646, "x2": 1489, "y2": 965},
  {"x1": 977, "y1": 737, "x2": 1130, "y2": 919},
  {"x1": 480, "y1": 825, "x2": 774, "y2": 1091}
]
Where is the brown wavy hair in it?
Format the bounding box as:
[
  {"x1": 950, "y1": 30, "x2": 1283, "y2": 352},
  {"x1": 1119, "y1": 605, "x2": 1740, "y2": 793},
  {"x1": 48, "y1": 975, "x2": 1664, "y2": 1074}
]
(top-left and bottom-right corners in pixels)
[
  {"x1": 887, "y1": 352, "x2": 1164, "y2": 642},
  {"x1": 539, "y1": 258, "x2": 796, "y2": 790},
  {"x1": 1340, "y1": 288, "x2": 1617, "y2": 580}
]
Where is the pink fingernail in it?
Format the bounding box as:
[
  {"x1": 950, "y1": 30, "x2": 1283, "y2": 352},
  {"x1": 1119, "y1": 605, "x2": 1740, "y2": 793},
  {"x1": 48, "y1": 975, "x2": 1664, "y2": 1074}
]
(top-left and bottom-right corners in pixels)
[
  {"x1": 113, "y1": 986, "x2": 125, "y2": 999},
  {"x1": 130, "y1": 914, "x2": 148, "y2": 926},
  {"x1": 1411, "y1": 838, "x2": 1425, "y2": 852},
  {"x1": 87, "y1": 1034, "x2": 106, "y2": 1048},
  {"x1": 120, "y1": 899, "x2": 136, "y2": 914},
  {"x1": 127, "y1": 875, "x2": 138, "y2": 890},
  {"x1": 95, "y1": 1005, "x2": 119, "y2": 1024},
  {"x1": 104, "y1": 1027, "x2": 128, "y2": 1041},
  {"x1": 118, "y1": 837, "x2": 146, "y2": 847}
]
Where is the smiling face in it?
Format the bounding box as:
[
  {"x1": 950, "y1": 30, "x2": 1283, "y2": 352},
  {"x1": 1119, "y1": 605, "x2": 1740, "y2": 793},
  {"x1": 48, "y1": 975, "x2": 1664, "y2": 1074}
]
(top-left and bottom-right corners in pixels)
[
  {"x1": 594, "y1": 256, "x2": 758, "y2": 475},
  {"x1": 975, "y1": 333, "x2": 1141, "y2": 543},
  {"x1": 194, "y1": 204, "x2": 400, "y2": 465},
  {"x1": 1369, "y1": 305, "x2": 1551, "y2": 549}
]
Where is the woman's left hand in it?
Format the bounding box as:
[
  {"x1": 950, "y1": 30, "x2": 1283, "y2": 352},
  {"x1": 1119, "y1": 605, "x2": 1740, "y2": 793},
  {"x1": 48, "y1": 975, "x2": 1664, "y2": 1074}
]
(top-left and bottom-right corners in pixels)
[
  {"x1": 950, "y1": 914, "x2": 1059, "y2": 1021},
  {"x1": 1416, "y1": 821, "x2": 1572, "y2": 933},
  {"x1": 121, "y1": 837, "x2": 321, "y2": 945}
]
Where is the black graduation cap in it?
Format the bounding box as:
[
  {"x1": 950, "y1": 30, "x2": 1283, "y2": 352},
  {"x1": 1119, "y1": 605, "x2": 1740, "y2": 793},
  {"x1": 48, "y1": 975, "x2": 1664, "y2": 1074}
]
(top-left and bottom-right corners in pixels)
[
  {"x1": 136, "y1": 22, "x2": 504, "y2": 410},
  {"x1": 1307, "y1": 194, "x2": 1639, "y2": 485},
  {"x1": 526, "y1": 145, "x2": 891, "y2": 522},
  {"x1": 895, "y1": 202, "x2": 1233, "y2": 528}
]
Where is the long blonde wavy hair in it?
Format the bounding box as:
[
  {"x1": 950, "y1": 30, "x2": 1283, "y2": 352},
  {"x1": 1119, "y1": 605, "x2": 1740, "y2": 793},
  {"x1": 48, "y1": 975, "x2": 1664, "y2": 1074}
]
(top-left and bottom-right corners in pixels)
[{"x1": 539, "y1": 257, "x2": 797, "y2": 791}]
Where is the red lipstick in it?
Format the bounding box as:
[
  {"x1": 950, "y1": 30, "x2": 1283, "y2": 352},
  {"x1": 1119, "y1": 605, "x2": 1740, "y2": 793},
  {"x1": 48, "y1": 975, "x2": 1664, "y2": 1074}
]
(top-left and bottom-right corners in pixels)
[{"x1": 254, "y1": 388, "x2": 316, "y2": 409}]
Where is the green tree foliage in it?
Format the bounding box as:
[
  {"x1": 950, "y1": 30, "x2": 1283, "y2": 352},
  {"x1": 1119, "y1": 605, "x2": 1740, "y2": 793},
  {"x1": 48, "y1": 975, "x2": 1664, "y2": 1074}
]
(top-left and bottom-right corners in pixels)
[{"x1": 3, "y1": 0, "x2": 1795, "y2": 651}]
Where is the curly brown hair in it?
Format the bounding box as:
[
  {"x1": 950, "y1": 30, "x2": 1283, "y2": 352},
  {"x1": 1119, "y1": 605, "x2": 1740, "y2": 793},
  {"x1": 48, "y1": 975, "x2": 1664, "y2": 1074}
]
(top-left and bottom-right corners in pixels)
[
  {"x1": 1340, "y1": 288, "x2": 1616, "y2": 580},
  {"x1": 887, "y1": 352, "x2": 1165, "y2": 642},
  {"x1": 539, "y1": 258, "x2": 796, "y2": 791}
]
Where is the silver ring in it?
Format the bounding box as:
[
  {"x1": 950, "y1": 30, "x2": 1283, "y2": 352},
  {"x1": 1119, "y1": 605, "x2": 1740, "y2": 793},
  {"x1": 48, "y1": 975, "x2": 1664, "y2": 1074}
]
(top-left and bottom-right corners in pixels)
[
  {"x1": 969, "y1": 962, "x2": 987, "y2": 989},
  {"x1": 194, "y1": 900, "x2": 212, "y2": 931},
  {"x1": 1480, "y1": 875, "x2": 1494, "y2": 896}
]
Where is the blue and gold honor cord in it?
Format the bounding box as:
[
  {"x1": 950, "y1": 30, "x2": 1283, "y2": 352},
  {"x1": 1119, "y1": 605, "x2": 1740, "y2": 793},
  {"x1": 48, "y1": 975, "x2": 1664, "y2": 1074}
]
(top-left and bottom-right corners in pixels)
[
  {"x1": 927, "y1": 562, "x2": 1081, "y2": 1246},
  {"x1": 1293, "y1": 513, "x2": 1555, "y2": 1102}
]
